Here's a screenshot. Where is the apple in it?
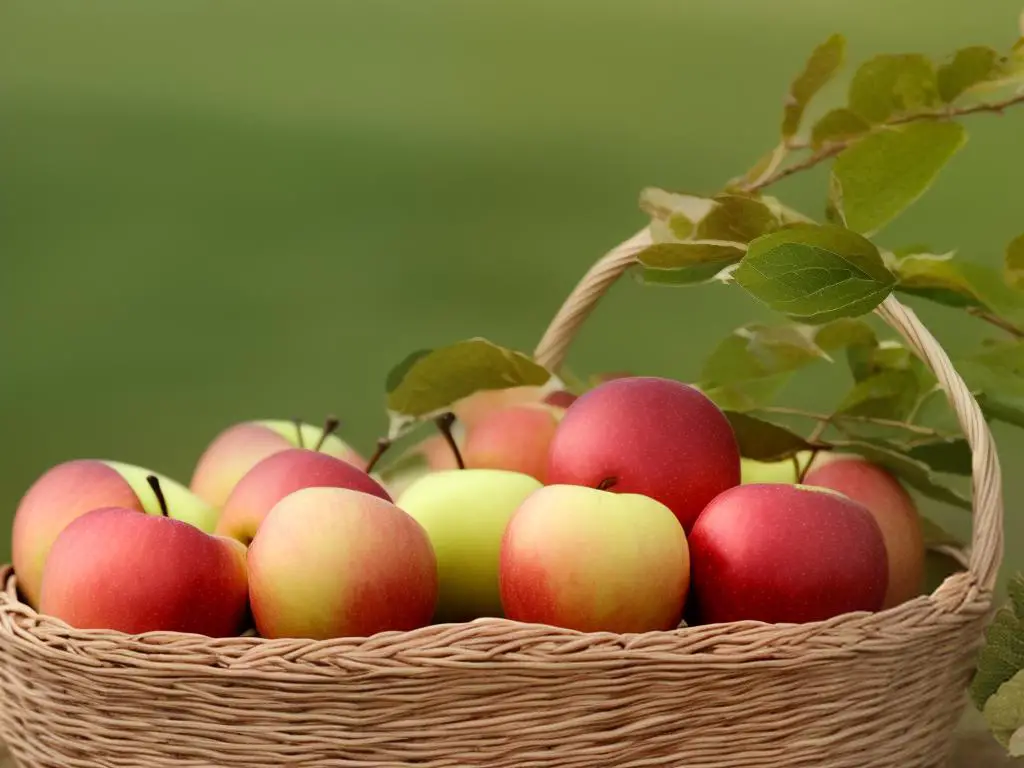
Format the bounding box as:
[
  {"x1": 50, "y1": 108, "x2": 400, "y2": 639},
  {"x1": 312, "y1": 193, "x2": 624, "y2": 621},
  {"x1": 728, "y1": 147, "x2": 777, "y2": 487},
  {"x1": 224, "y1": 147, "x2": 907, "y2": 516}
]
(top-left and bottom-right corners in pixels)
[
  {"x1": 396, "y1": 469, "x2": 542, "y2": 623},
  {"x1": 39, "y1": 477, "x2": 248, "y2": 636},
  {"x1": 452, "y1": 385, "x2": 575, "y2": 429},
  {"x1": 247, "y1": 487, "x2": 438, "y2": 639},
  {"x1": 546, "y1": 376, "x2": 741, "y2": 532},
  {"x1": 215, "y1": 448, "x2": 391, "y2": 545},
  {"x1": 462, "y1": 404, "x2": 563, "y2": 483},
  {"x1": 688, "y1": 483, "x2": 888, "y2": 625},
  {"x1": 190, "y1": 417, "x2": 364, "y2": 509},
  {"x1": 499, "y1": 484, "x2": 690, "y2": 633},
  {"x1": 739, "y1": 452, "x2": 814, "y2": 485},
  {"x1": 12, "y1": 459, "x2": 219, "y2": 608},
  {"x1": 804, "y1": 453, "x2": 925, "y2": 608}
]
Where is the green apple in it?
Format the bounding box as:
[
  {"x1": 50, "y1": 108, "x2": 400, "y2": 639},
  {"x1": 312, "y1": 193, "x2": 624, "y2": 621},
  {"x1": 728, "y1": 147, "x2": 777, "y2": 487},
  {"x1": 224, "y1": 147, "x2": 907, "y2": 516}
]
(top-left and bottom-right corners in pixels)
[{"x1": 396, "y1": 469, "x2": 542, "y2": 623}]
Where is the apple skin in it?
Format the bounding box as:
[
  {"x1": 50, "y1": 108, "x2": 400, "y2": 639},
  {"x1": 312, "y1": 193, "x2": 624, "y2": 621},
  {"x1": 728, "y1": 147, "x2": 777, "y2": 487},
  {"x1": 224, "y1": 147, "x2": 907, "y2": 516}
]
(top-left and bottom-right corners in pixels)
[
  {"x1": 688, "y1": 483, "x2": 888, "y2": 625},
  {"x1": 215, "y1": 449, "x2": 391, "y2": 545},
  {"x1": 546, "y1": 377, "x2": 741, "y2": 532},
  {"x1": 804, "y1": 454, "x2": 925, "y2": 608},
  {"x1": 190, "y1": 420, "x2": 365, "y2": 509},
  {"x1": 499, "y1": 484, "x2": 690, "y2": 633},
  {"x1": 39, "y1": 506, "x2": 249, "y2": 636},
  {"x1": 463, "y1": 404, "x2": 562, "y2": 483},
  {"x1": 248, "y1": 487, "x2": 438, "y2": 639},
  {"x1": 397, "y1": 469, "x2": 543, "y2": 623},
  {"x1": 12, "y1": 459, "x2": 219, "y2": 608}
]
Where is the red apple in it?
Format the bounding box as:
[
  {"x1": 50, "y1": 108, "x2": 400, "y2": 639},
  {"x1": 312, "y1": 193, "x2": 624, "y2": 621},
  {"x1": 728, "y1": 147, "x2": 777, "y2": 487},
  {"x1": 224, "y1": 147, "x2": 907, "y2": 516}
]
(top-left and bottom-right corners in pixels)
[
  {"x1": 190, "y1": 418, "x2": 364, "y2": 509},
  {"x1": 463, "y1": 404, "x2": 562, "y2": 483},
  {"x1": 248, "y1": 487, "x2": 438, "y2": 639},
  {"x1": 804, "y1": 454, "x2": 925, "y2": 608},
  {"x1": 12, "y1": 459, "x2": 219, "y2": 608},
  {"x1": 688, "y1": 484, "x2": 888, "y2": 624},
  {"x1": 499, "y1": 484, "x2": 690, "y2": 633},
  {"x1": 39, "y1": 480, "x2": 248, "y2": 636},
  {"x1": 546, "y1": 376, "x2": 741, "y2": 532},
  {"x1": 215, "y1": 449, "x2": 391, "y2": 545}
]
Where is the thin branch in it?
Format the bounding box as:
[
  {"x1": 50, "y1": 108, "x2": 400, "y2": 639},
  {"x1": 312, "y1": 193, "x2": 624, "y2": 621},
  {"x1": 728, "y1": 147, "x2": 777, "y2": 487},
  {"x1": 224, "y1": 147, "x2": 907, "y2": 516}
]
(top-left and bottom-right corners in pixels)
[
  {"x1": 757, "y1": 405, "x2": 952, "y2": 438},
  {"x1": 889, "y1": 91, "x2": 1024, "y2": 125},
  {"x1": 966, "y1": 306, "x2": 1024, "y2": 339},
  {"x1": 745, "y1": 145, "x2": 842, "y2": 192}
]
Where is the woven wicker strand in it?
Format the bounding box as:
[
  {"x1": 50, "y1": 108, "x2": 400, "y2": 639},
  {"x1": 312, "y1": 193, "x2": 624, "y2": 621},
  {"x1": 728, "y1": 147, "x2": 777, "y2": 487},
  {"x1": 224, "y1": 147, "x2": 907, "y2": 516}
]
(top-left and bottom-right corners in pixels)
[{"x1": 0, "y1": 227, "x2": 1005, "y2": 767}]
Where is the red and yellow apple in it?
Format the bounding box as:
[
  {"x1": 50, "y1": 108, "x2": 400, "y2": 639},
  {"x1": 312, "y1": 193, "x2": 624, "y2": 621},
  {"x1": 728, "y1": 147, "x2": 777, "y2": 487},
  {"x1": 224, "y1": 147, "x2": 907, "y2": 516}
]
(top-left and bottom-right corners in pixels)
[
  {"x1": 499, "y1": 484, "x2": 690, "y2": 633},
  {"x1": 546, "y1": 376, "x2": 741, "y2": 532},
  {"x1": 12, "y1": 459, "x2": 219, "y2": 608},
  {"x1": 39, "y1": 490, "x2": 248, "y2": 636},
  {"x1": 462, "y1": 404, "x2": 563, "y2": 483},
  {"x1": 804, "y1": 454, "x2": 925, "y2": 608},
  {"x1": 190, "y1": 419, "x2": 364, "y2": 509},
  {"x1": 215, "y1": 448, "x2": 391, "y2": 545},
  {"x1": 688, "y1": 483, "x2": 888, "y2": 625},
  {"x1": 397, "y1": 468, "x2": 542, "y2": 623},
  {"x1": 247, "y1": 487, "x2": 438, "y2": 639}
]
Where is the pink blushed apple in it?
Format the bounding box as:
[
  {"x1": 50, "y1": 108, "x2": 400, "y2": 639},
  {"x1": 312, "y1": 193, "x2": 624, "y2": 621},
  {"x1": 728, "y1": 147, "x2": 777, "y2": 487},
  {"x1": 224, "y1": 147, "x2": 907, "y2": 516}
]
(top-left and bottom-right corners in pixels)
[
  {"x1": 247, "y1": 487, "x2": 438, "y2": 639},
  {"x1": 463, "y1": 404, "x2": 562, "y2": 483}
]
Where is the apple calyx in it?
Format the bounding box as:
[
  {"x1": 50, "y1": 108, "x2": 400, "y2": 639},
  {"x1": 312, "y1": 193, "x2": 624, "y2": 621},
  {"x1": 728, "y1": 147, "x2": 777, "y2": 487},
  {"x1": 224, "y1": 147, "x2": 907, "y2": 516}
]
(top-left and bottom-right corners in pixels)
[
  {"x1": 364, "y1": 437, "x2": 392, "y2": 474},
  {"x1": 314, "y1": 415, "x2": 341, "y2": 452},
  {"x1": 146, "y1": 474, "x2": 170, "y2": 518},
  {"x1": 434, "y1": 412, "x2": 465, "y2": 469},
  {"x1": 596, "y1": 476, "x2": 617, "y2": 491},
  {"x1": 292, "y1": 417, "x2": 306, "y2": 449}
]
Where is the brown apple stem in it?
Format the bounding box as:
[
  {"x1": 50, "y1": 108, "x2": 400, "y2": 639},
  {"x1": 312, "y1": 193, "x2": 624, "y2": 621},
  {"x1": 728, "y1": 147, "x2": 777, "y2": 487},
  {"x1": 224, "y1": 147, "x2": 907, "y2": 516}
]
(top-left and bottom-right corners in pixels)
[
  {"x1": 364, "y1": 438, "x2": 392, "y2": 475},
  {"x1": 314, "y1": 415, "x2": 341, "y2": 452},
  {"x1": 797, "y1": 450, "x2": 819, "y2": 484},
  {"x1": 435, "y1": 412, "x2": 465, "y2": 469},
  {"x1": 293, "y1": 418, "x2": 306, "y2": 449},
  {"x1": 146, "y1": 475, "x2": 170, "y2": 517},
  {"x1": 596, "y1": 477, "x2": 617, "y2": 491}
]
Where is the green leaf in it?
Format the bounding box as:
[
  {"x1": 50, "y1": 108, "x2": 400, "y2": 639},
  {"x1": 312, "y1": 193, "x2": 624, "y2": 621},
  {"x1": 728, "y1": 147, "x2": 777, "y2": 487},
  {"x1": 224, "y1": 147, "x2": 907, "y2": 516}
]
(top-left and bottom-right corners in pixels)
[
  {"x1": 911, "y1": 385, "x2": 964, "y2": 436},
  {"x1": 810, "y1": 107, "x2": 871, "y2": 149},
  {"x1": 958, "y1": 341, "x2": 1024, "y2": 415},
  {"x1": 938, "y1": 46, "x2": 1003, "y2": 102},
  {"x1": 636, "y1": 243, "x2": 744, "y2": 271},
  {"x1": 700, "y1": 376, "x2": 791, "y2": 413},
  {"x1": 924, "y1": 548, "x2": 965, "y2": 594},
  {"x1": 921, "y1": 515, "x2": 964, "y2": 548},
  {"x1": 830, "y1": 122, "x2": 967, "y2": 236},
  {"x1": 695, "y1": 195, "x2": 780, "y2": 244},
  {"x1": 782, "y1": 33, "x2": 846, "y2": 138},
  {"x1": 848, "y1": 53, "x2": 940, "y2": 123},
  {"x1": 736, "y1": 224, "x2": 896, "y2": 323},
  {"x1": 979, "y1": 395, "x2": 1024, "y2": 430},
  {"x1": 835, "y1": 369, "x2": 921, "y2": 421},
  {"x1": 831, "y1": 438, "x2": 972, "y2": 510},
  {"x1": 907, "y1": 439, "x2": 973, "y2": 475},
  {"x1": 637, "y1": 263, "x2": 732, "y2": 287},
  {"x1": 385, "y1": 338, "x2": 552, "y2": 436},
  {"x1": 971, "y1": 575, "x2": 1024, "y2": 711},
  {"x1": 701, "y1": 323, "x2": 831, "y2": 386},
  {"x1": 812, "y1": 317, "x2": 878, "y2": 352},
  {"x1": 895, "y1": 252, "x2": 1024, "y2": 320},
  {"x1": 984, "y1": 669, "x2": 1024, "y2": 748},
  {"x1": 1005, "y1": 234, "x2": 1024, "y2": 290},
  {"x1": 723, "y1": 411, "x2": 815, "y2": 462}
]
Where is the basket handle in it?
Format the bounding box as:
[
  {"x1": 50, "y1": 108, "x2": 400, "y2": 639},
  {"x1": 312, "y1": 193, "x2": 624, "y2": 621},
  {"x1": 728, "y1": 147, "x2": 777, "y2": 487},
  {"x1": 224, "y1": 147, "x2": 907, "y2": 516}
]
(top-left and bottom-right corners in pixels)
[{"x1": 533, "y1": 227, "x2": 1005, "y2": 596}]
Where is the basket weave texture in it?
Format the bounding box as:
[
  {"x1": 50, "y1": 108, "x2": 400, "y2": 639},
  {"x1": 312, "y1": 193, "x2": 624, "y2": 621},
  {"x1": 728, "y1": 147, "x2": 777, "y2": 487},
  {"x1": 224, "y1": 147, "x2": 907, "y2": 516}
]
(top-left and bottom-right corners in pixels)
[{"x1": 0, "y1": 229, "x2": 1006, "y2": 768}]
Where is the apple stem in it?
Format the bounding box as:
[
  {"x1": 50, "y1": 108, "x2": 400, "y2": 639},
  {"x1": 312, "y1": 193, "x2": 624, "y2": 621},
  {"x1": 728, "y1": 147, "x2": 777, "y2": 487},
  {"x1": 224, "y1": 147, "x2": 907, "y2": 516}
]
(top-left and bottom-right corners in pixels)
[
  {"x1": 797, "y1": 449, "x2": 819, "y2": 484},
  {"x1": 146, "y1": 475, "x2": 170, "y2": 517},
  {"x1": 596, "y1": 477, "x2": 617, "y2": 491},
  {"x1": 435, "y1": 412, "x2": 465, "y2": 469},
  {"x1": 293, "y1": 418, "x2": 306, "y2": 449},
  {"x1": 314, "y1": 415, "x2": 341, "y2": 452},
  {"x1": 364, "y1": 438, "x2": 392, "y2": 475}
]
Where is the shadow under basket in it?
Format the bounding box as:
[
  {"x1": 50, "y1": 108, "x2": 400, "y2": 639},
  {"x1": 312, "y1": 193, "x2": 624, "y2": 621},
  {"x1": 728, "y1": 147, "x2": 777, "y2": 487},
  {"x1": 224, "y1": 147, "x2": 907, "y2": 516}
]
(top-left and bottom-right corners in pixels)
[{"x1": 0, "y1": 231, "x2": 1006, "y2": 768}]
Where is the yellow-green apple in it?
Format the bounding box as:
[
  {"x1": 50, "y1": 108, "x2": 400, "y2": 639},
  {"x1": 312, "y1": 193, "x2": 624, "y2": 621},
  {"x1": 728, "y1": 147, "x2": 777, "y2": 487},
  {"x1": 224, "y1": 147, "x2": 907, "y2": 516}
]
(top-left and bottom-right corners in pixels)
[
  {"x1": 397, "y1": 469, "x2": 542, "y2": 623},
  {"x1": 546, "y1": 376, "x2": 741, "y2": 532},
  {"x1": 739, "y1": 452, "x2": 814, "y2": 485},
  {"x1": 215, "y1": 449, "x2": 391, "y2": 545},
  {"x1": 12, "y1": 459, "x2": 219, "y2": 608},
  {"x1": 804, "y1": 454, "x2": 924, "y2": 608},
  {"x1": 247, "y1": 487, "x2": 438, "y2": 639},
  {"x1": 190, "y1": 418, "x2": 364, "y2": 509},
  {"x1": 462, "y1": 404, "x2": 563, "y2": 483},
  {"x1": 38, "y1": 478, "x2": 248, "y2": 636},
  {"x1": 499, "y1": 484, "x2": 690, "y2": 633},
  {"x1": 688, "y1": 483, "x2": 888, "y2": 625}
]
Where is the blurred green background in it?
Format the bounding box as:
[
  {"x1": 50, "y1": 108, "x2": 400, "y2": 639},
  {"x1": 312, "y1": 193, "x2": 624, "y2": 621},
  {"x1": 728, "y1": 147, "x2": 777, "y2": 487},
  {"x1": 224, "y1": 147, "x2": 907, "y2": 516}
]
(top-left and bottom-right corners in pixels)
[{"x1": 0, "y1": 0, "x2": 1021, "y2": 589}]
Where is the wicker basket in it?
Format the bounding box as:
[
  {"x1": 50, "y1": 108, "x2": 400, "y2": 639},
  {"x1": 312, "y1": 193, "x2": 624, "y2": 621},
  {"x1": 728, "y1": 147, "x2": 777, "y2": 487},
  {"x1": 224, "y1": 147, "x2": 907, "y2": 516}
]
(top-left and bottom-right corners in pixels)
[{"x1": 0, "y1": 229, "x2": 1005, "y2": 768}]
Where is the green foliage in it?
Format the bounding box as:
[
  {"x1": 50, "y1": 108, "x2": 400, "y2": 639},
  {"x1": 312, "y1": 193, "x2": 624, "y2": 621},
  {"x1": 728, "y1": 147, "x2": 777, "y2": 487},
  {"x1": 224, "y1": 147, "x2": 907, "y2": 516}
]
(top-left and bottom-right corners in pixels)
[
  {"x1": 973, "y1": 575, "x2": 1024, "y2": 712},
  {"x1": 894, "y1": 251, "x2": 1024, "y2": 323},
  {"x1": 723, "y1": 411, "x2": 816, "y2": 462},
  {"x1": 810, "y1": 108, "x2": 870, "y2": 149},
  {"x1": 1006, "y1": 234, "x2": 1024, "y2": 290},
  {"x1": 906, "y1": 439, "x2": 973, "y2": 476},
  {"x1": 781, "y1": 33, "x2": 846, "y2": 139},
  {"x1": 848, "y1": 54, "x2": 940, "y2": 123},
  {"x1": 735, "y1": 225, "x2": 895, "y2": 323},
  {"x1": 937, "y1": 46, "x2": 1004, "y2": 102},
  {"x1": 830, "y1": 122, "x2": 967, "y2": 235}
]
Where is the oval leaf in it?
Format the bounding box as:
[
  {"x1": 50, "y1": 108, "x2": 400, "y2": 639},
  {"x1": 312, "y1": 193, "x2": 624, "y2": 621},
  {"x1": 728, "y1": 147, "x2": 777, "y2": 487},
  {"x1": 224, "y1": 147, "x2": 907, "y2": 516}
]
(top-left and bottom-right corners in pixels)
[
  {"x1": 385, "y1": 338, "x2": 553, "y2": 434},
  {"x1": 895, "y1": 253, "x2": 1024, "y2": 321},
  {"x1": 735, "y1": 224, "x2": 895, "y2": 324},
  {"x1": 637, "y1": 242, "x2": 744, "y2": 270},
  {"x1": 695, "y1": 195, "x2": 780, "y2": 244},
  {"x1": 972, "y1": 574, "x2": 1024, "y2": 710},
  {"x1": 834, "y1": 369, "x2": 922, "y2": 421},
  {"x1": 938, "y1": 46, "x2": 1003, "y2": 102},
  {"x1": 1006, "y1": 233, "x2": 1024, "y2": 290},
  {"x1": 984, "y1": 670, "x2": 1024, "y2": 748},
  {"x1": 782, "y1": 33, "x2": 846, "y2": 139},
  {"x1": 724, "y1": 411, "x2": 815, "y2": 462},
  {"x1": 810, "y1": 107, "x2": 870, "y2": 149},
  {"x1": 848, "y1": 53, "x2": 940, "y2": 123},
  {"x1": 830, "y1": 121, "x2": 967, "y2": 236},
  {"x1": 907, "y1": 438, "x2": 973, "y2": 476}
]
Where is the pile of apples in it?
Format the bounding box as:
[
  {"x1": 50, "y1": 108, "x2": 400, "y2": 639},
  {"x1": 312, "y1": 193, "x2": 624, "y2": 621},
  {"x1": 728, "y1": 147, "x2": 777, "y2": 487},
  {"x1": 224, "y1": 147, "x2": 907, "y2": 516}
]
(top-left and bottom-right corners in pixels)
[{"x1": 10, "y1": 376, "x2": 925, "y2": 640}]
